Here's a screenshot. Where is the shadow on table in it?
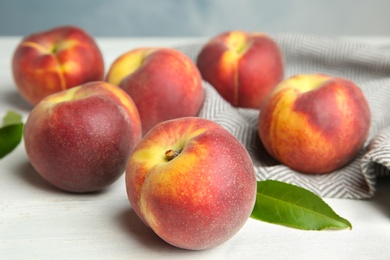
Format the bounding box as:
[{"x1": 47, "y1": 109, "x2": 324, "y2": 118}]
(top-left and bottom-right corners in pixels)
[
  {"x1": 15, "y1": 160, "x2": 109, "y2": 197},
  {"x1": 371, "y1": 176, "x2": 390, "y2": 217},
  {"x1": 15, "y1": 160, "x2": 59, "y2": 193},
  {"x1": 2, "y1": 88, "x2": 33, "y2": 111},
  {"x1": 116, "y1": 208, "x2": 204, "y2": 255},
  {"x1": 116, "y1": 208, "x2": 177, "y2": 251}
]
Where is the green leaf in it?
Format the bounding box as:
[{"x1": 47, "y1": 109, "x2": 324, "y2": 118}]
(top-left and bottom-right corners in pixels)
[
  {"x1": 250, "y1": 180, "x2": 352, "y2": 230},
  {"x1": 0, "y1": 111, "x2": 24, "y2": 159},
  {"x1": 3, "y1": 110, "x2": 23, "y2": 126}
]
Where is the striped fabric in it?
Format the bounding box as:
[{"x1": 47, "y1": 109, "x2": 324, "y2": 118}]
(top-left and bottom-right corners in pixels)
[{"x1": 175, "y1": 33, "x2": 390, "y2": 199}]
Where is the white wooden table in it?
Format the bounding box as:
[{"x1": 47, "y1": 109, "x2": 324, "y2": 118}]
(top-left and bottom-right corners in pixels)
[{"x1": 1, "y1": 36, "x2": 390, "y2": 260}]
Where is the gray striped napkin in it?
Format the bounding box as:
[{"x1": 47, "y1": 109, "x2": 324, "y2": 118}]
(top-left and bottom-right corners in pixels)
[{"x1": 175, "y1": 33, "x2": 390, "y2": 199}]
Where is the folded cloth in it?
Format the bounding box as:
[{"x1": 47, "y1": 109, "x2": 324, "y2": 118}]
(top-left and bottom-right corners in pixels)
[{"x1": 175, "y1": 33, "x2": 390, "y2": 199}]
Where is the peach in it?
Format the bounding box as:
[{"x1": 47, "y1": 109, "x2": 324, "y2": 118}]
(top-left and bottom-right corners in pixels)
[
  {"x1": 105, "y1": 47, "x2": 204, "y2": 135},
  {"x1": 197, "y1": 30, "x2": 284, "y2": 108},
  {"x1": 23, "y1": 81, "x2": 142, "y2": 192},
  {"x1": 12, "y1": 25, "x2": 104, "y2": 105},
  {"x1": 125, "y1": 117, "x2": 256, "y2": 250},
  {"x1": 258, "y1": 74, "x2": 371, "y2": 174}
]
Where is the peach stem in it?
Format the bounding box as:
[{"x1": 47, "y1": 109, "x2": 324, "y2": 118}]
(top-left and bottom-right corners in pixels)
[{"x1": 165, "y1": 149, "x2": 181, "y2": 161}]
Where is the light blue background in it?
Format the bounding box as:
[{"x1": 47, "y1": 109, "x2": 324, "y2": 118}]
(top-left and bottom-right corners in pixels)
[{"x1": 1, "y1": 0, "x2": 390, "y2": 37}]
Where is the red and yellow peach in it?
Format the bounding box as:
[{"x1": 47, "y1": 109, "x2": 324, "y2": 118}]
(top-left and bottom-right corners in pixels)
[
  {"x1": 24, "y1": 81, "x2": 142, "y2": 192},
  {"x1": 258, "y1": 74, "x2": 371, "y2": 174},
  {"x1": 126, "y1": 117, "x2": 257, "y2": 250},
  {"x1": 12, "y1": 25, "x2": 104, "y2": 105}
]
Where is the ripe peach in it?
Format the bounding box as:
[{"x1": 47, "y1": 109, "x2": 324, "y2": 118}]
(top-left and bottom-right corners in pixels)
[
  {"x1": 197, "y1": 30, "x2": 284, "y2": 108},
  {"x1": 105, "y1": 47, "x2": 204, "y2": 135},
  {"x1": 258, "y1": 74, "x2": 371, "y2": 174},
  {"x1": 24, "y1": 81, "x2": 142, "y2": 192},
  {"x1": 12, "y1": 25, "x2": 104, "y2": 105},
  {"x1": 126, "y1": 117, "x2": 256, "y2": 250}
]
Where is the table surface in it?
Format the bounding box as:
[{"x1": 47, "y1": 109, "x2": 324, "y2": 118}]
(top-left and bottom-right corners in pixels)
[{"x1": 1, "y1": 36, "x2": 390, "y2": 260}]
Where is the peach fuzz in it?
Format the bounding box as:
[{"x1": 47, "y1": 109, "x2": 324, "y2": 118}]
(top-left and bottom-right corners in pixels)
[
  {"x1": 24, "y1": 81, "x2": 142, "y2": 192},
  {"x1": 258, "y1": 74, "x2": 371, "y2": 174},
  {"x1": 12, "y1": 25, "x2": 104, "y2": 105},
  {"x1": 106, "y1": 47, "x2": 204, "y2": 135},
  {"x1": 126, "y1": 117, "x2": 256, "y2": 250},
  {"x1": 197, "y1": 30, "x2": 284, "y2": 108}
]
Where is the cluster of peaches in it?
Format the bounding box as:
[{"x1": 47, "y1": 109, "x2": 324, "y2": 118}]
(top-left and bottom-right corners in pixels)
[{"x1": 12, "y1": 26, "x2": 370, "y2": 250}]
